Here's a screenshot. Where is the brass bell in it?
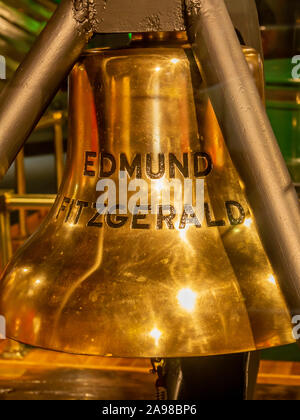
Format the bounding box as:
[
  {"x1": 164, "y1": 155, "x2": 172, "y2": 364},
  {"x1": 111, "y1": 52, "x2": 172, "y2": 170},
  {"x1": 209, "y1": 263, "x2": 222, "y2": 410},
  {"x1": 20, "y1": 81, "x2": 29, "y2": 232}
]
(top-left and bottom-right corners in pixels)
[{"x1": 0, "y1": 32, "x2": 295, "y2": 358}]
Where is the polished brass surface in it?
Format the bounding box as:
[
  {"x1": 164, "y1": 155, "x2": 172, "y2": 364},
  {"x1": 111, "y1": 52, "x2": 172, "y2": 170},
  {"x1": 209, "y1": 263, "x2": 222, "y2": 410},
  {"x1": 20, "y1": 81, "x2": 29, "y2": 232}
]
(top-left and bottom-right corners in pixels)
[{"x1": 0, "y1": 38, "x2": 295, "y2": 357}]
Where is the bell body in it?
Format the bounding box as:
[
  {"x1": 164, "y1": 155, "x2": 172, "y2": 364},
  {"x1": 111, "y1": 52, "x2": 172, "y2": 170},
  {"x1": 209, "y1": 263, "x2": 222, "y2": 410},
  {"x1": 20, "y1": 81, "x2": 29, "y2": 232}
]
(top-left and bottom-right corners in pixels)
[{"x1": 0, "y1": 35, "x2": 295, "y2": 357}]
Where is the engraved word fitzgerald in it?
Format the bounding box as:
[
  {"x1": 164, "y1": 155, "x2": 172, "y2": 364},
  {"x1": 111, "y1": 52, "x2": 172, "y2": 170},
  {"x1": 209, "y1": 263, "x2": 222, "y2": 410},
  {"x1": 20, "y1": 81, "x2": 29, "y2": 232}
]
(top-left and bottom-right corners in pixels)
[{"x1": 56, "y1": 197, "x2": 246, "y2": 230}]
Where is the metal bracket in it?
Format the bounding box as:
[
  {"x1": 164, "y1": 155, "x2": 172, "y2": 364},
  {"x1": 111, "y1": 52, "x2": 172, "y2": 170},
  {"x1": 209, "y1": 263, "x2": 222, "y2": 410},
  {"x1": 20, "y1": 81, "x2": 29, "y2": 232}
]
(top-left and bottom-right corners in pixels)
[
  {"x1": 79, "y1": 0, "x2": 186, "y2": 33},
  {"x1": 73, "y1": 0, "x2": 98, "y2": 35},
  {"x1": 71, "y1": 0, "x2": 261, "y2": 54}
]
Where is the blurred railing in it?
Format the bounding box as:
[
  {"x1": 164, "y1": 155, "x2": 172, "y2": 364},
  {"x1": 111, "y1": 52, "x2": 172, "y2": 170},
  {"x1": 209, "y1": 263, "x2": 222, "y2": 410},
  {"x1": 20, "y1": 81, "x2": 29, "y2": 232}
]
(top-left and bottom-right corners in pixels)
[{"x1": 0, "y1": 110, "x2": 66, "y2": 270}]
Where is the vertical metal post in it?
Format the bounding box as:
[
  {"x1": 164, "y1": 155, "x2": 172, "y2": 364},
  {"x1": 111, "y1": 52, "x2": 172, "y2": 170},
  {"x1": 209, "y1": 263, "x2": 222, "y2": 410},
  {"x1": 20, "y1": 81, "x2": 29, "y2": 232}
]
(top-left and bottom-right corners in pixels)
[
  {"x1": 15, "y1": 149, "x2": 27, "y2": 238},
  {"x1": 53, "y1": 112, "x2": 65, "y2": 190},
  {"x1": 0, "y1": 193, "x2": 12, "y2": 270}
]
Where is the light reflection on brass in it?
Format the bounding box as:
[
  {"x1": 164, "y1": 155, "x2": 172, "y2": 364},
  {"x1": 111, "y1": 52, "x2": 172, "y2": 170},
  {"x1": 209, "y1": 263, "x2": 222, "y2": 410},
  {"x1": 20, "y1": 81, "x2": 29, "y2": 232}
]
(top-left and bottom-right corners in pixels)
[
  {"x1": 244, "y1": 218, "x2": 253, "y2": 228},
  {"x1": 0, "y1": 34, "x2": 295, "y2": 357},
  {"x1": 177, "y1": 288, "x2": 197, "y2": 313},
  {"x1": 149, "y1": 328, "x2": 162, "y2": 347}
]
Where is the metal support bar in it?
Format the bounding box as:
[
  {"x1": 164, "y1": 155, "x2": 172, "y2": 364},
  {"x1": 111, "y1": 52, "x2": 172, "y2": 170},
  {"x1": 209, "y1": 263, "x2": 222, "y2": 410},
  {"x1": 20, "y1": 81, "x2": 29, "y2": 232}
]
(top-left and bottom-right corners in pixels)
[
  {"x1": 0, "y1": 193, "x2": 12, "y2": 270},
  {"x1": 53, "y1": 112, "x2": 65, "y2": 190},
  {"x1": 5, "y1": 194, "x2": 56, "y2": 210},
  {"x1": 37, "y1": 111, "x2": 67, "y2": 131},
  {"x1": 0, "y1": 0, "x2": 88, "y2": 180},
  {"x1": 186, "y1": 0, "x2": 300, "y2": 315},
  {"x1": 15, "y1": 149, "x2": 27, "y2": 238}
]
